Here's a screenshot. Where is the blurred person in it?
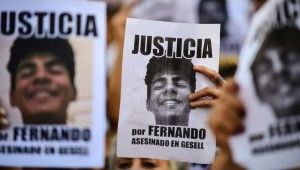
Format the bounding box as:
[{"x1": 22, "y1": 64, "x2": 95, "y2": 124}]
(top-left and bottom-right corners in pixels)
[
  {"x1": 251, "y1": 26, "x2": 300, "y2": 118},
  {"x1": 106, "y1": 1, "x2": 138, "y2": 169},
  {"x1": 198, "y1": 0, "x2": 250, "y2": 79},
  {"x1": 198, "y1": 0, "x2": 233, "y2": 78},
  {"x1": 113, "y1": 158, "x2": 170, "y2": 170},
  {"x1": 198, "y1": 0, "x2": 228, "y2": 39},
  {"x1": 198, "y1": 0, "x2": 249, "y2": 50},
  {"x1": 189, "y1": 163, "x2": 210, "y2": 170},
  {"x1": 108, "y1": 135, "x2": 182, "y2": 170},
  {"x1": 208, "y1": 80, "x2": 244, "y2": 170},
  {"x1": 107, "y1": 0, "x2": 138, "y2": 133},
  {"x1": 6, "y1": 36, "x2": 76, "y2": 124},
  {"x1": 106, "y1": 0, "x2": 122, "y2": 75}
]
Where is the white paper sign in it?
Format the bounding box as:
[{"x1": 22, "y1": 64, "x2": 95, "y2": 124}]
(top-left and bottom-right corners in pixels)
[
  {"x1": 0, "y1": 0, "x2": 106, "y2": 168},
  {"x1": 117, "y1": 18, "x2": 220, "y2": 164},
  {"x1": 231, "y1": 0, "x2": 300, "y2": 169}
]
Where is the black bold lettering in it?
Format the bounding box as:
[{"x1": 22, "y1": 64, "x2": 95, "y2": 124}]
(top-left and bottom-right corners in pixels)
[
  {"x1": 29, "y1": 126, "x2": 38, "y2": 141},
  {"x1": 154, "y1": 126, "x2": 159, "y2": 136},
  {"x1": 203, "y1": 39, "x2": 212, "y2": 58},
  {"x1": 182, "y1": 128, "x2": 190, "y2": 138},
  {"x1": 72, "y1": 129, "x2": 80, "y2": 141},
  {"x1": 153, "y1": 36, "x2": 164, "y2": 56},
  {"x1": 59, "y1": 13, "x2": 72, "y2": 35},
  {"x1": 132, "y1": 138, "x2": 136, "y2": 144},
  {"x1": 199, "y1": 129, "x2": 206, "y2": 139},
  {"x1": 76, "y1": 14, "x2": 81, "y2": 35},
  {"x1": 175, "y1": 127, "x2": 182, "y2": 138},
  {"x1": 13, "y1": 127, "x2": 19, "y2": 141},
  {"x1": 168, "y1": 126, "x2": 175, "y2": 137},
  {"x1": 140, "y1": 35, "x2": 152, "y2": 55},
  {"x1": 165, "y1": 37, "x2": 176, "y2": 57},
  {"x1": 51, "y1": 128, "x2": 59, "y2": 140},
  {"x1": 49, "y1": 12, "x2": 55, "y2": 35},
  {"x1": 41, "y1": 128, "x2": 49, "y2": 140},
  {"x1": 18, "y1": 11, "x2": 32, "y2": 35},
  {"x1": 183, "y1": 38, "x2": 195, "y2": 58},
  {"x1": 196, "y1": 39, "x2": 202, "y2": 58},
  {"x1": 160, "y1": 126, "x2": 167, "y2": 137},
  {"x1": 84, "y1": 15, "x2": 97, "y2": 36},
  {"x1": 61, "y1": 129, "x2": 69, "y2": 140},
  {"x1": 191, "y1": 128, "x2": 198, "y2": 139},
  {"x1": 132, "y1": 34, "x2": 140, "y2": 54},
  {"x1": 82, "y1": 129, "x2": 91, "y2": 141},
  {"x1": 1, "y1": 11, "x2": 15, "y2": 35},
  {"x1": 34, "y1": 12, "x2": 47, "y2": 34},
  {"x1": 176, "y1": 38, "x2": 183, "y2": 58}
]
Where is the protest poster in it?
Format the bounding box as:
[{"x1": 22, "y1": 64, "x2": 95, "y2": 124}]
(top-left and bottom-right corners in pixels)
[
  {"x1": 117, "y1": 18, "x2": 220, "y2": 164},
  {"x1": 231, "y1": 0, "x2": 300, "y2": 169},
  {"x1": 0, "y1": 0, "x2": 106, "y2": 168}
]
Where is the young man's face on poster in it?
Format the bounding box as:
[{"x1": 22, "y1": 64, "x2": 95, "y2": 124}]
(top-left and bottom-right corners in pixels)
[
  {"x1": 251, "y1": 28, "x2": 300, "y2": 118},
  {"x1": 10, "y1": 53, "x2": 76, "y2": 117},
  {"x1": 146, "y1": 70, "x2": 191, "y2": 123}
]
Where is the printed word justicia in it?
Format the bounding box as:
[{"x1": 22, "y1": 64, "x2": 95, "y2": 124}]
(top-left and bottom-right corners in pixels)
[{"x1": 132, "y1": 35, "x2": 213, "y2": 59}]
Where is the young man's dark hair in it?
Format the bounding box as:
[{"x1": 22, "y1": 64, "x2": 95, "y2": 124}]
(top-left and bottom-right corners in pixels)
[
  {"x1": 144, "y1": 56, "x2": 196, "y2": 126},
  {"x1": 7, "y1": 36, "x2": 75, "y2": 91},
  {"x1": 251, "y1": 26, "x2": 300, "y2": 118}
]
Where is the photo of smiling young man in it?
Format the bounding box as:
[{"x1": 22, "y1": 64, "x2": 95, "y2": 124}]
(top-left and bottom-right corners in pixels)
[
  {"x1": 144, "y1": 56, "x2": 196, "y2": 126},
  {"x1": 0, "y1": 36, "x2": 94, "y2": 126},
  {"x1": 251, "y1": 26, "x2": 300, "y2": 119},
  {"x1": 7, "y1": 36, "x2": 77, "y2": 124}
]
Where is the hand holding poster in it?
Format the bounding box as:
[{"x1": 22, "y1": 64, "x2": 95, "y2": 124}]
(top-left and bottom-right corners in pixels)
[
  {"x1": 0, "y1": 0, "x2": 106, "y2": 168},
  {"x1": 117, "y1": 18, "x2": 220, "y2": 163},
  {"x1": 231, "y1": 0, "x2": 300, "y2": 169}
]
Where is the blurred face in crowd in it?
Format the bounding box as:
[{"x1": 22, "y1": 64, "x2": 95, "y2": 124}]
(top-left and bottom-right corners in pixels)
[
  {"x1": 10, "y1": 53, "x2": 76, "y2": 120},
  {"x1": 115, "y1": 158, "x2": 169, "y2": 170},
  {"x1": 252, "y1": 43, "x2": 300, "y2": 118},
  {"x1": 146, "y1": 70, "x2": 191, "y2": 125},
  {"x1": 199, "y1": 0, "x2": 227, "y2": 25}
]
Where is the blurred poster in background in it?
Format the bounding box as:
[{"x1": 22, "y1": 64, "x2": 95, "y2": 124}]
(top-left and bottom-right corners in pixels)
[
  {"x1": 232, "y1": 0, "x2": 300, "y2": 169},
  {"x1": 0, "y1": 0, "x2": 106, "y2": 168}
]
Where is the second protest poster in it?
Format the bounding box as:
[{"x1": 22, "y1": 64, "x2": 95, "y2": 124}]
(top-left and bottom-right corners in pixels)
[{"x1": 117, "y1": 18, "x2": 220, "y2": 163}]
